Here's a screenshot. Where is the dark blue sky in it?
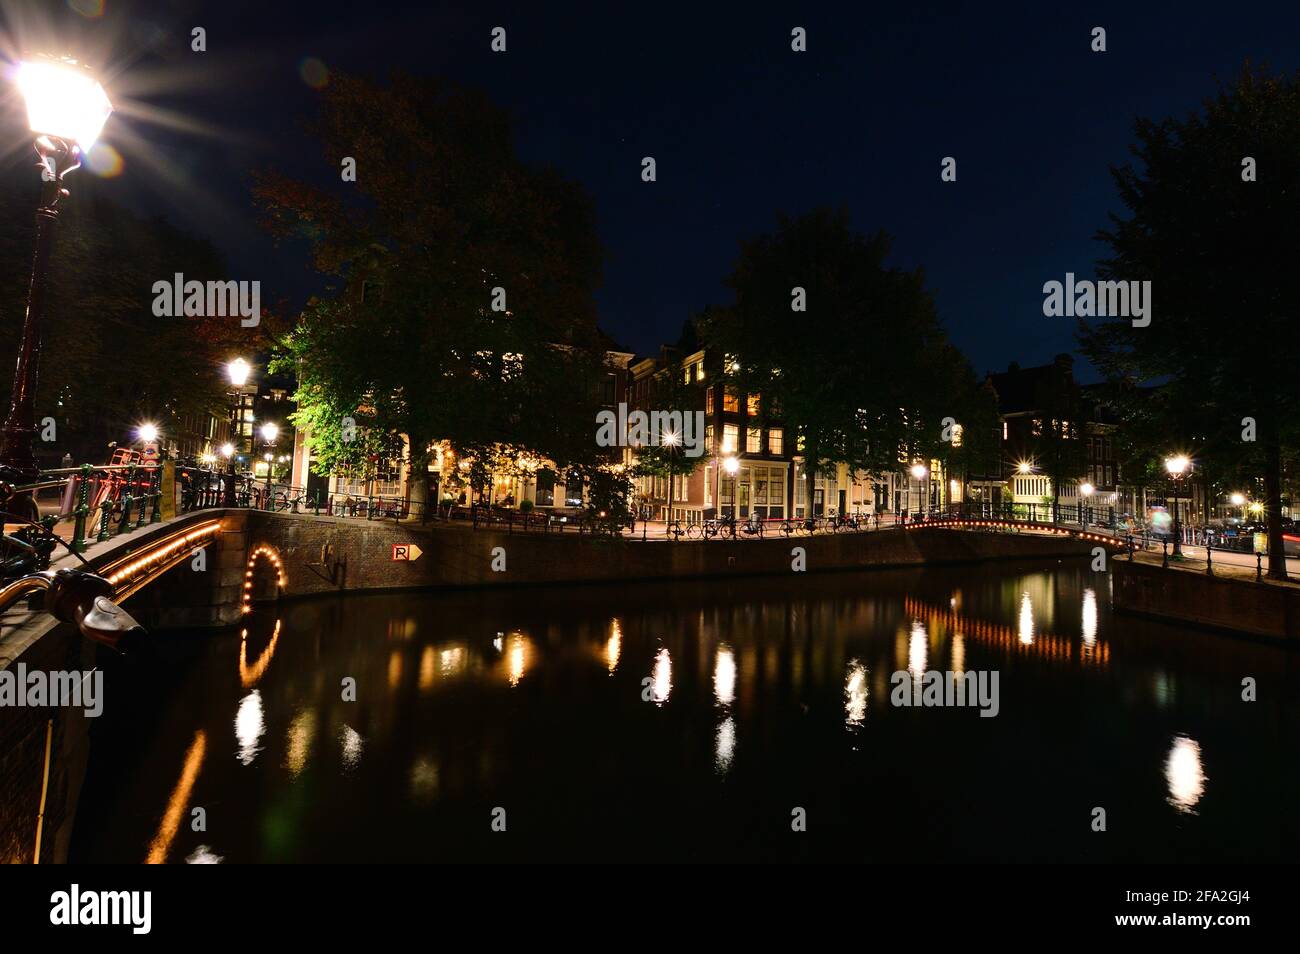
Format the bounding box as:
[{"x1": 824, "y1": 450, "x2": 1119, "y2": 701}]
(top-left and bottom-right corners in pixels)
[{"x1": 10, "y1": 0, "x2": 1300, "y2": 380}]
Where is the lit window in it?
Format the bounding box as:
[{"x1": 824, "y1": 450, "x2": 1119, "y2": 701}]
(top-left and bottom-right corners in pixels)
[
  {"x1": 723, "y1": 389, "x2": 740, "y2": 413},
  {"x1": 722, "y1": 425, "x2": 738, "y2": 453},
  {"x1": 747, "y1": 428, "x2": 762, "y2": 453},
  {"x1": 747, "y1": 394, "x2": 760, "y2": 416},
  {"x1": 769, "y1": 428, "x2": 784, "y2": 455}
]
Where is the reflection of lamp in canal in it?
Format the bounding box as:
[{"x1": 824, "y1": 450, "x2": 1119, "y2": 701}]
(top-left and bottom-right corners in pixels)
[
  {"x1": 1018, "y1": 592, "x2": 1034, "y2": 645},
  {"x1": 238, "y1": 619, "x2": 281, "y2": 688},
  {"x1": 388, "y1": 649, "x2": 403, "y2": 690},
  {"x1": 286, "y1": 708, "x2": 317, "y2": 778},
  {"x1": 1082, "y1": 589, "x2": 1098, "y2": 649},
  {"x1": 714, "y1": 644, "x2": 736, "y2": 706},
  {"x1": 419, "y1": 646, "x2": 436, "y2": 692},
  {"x1": 714, "y1": 716, "x2": 736, "y2": 774},
  {"x1": 908, "y1": 620, "x2": 928, "y2": 683},
  {"x1": 1165, "y1": 735, "x2": 1206, "y2": 813},
  {"x1": 144, "y1": 730, "x2": 206, "y2": 864},
  {"x1": 651, "y1": 647, "x2": 672, "y2": 704},
  {"x1": 235, "y1": 691, "x2": 265, "y2": 766},
  {"x1": 844, "y1": 660, "x2": 867, "y2": 727},
  {"x1": 340, "y1": 725, "x2": 365, "y2": 771},
  {"x1": 605, "y1": 618, "x2": 622, "y2": 674},
  {"x1": 951, "y1": 634, "x2": 965, "y2": 675},
  {"x1": 507, "y1": 631, "x2": 530, "y2": 686}
]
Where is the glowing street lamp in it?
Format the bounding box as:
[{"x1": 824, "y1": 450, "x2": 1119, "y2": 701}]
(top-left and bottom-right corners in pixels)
[
  {"x1": 910, "y1": 463, "x2": 929, "y2": 516},
  {"x1": 137, "y1": 423, "x2": 159, "y2": 445},
  {"x1": 1079, "y1": 481, "x2": 1095, "y2": 527},
  {"x1": 260, "y1": 422, "x2": 279, "y2": 444},
  {"x1": 227, "y1": 358, "x2": 251, "y2": 387},
  {"x1": 0, "y1": 56, "x2": 112, "y2": 494},
  {"x1": 220, "y1": 443, "x2": 234, "y2": 459},
  {"x1": 1164, "y1": 455, "x2": 1191, "y2": 557}
]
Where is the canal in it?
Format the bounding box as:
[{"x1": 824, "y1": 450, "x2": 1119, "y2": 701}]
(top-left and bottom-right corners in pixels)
[{"x1": 70, "y1": 560, "x2": 1299, "y2": 862}]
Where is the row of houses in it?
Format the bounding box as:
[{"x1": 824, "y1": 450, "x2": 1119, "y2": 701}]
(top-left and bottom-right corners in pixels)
[{"x1": 287, "y1": 331, "x2": 1180, "y2": 525}]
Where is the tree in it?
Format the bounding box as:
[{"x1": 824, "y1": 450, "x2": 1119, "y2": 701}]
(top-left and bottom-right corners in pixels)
[
  {"x1": 255, "y1": 73, "x2": 606, "y2": 513},
  {"x1": 1080, "y1": 64, "x2": 1300, "y2": 578},
  {"x1": 700, "y1": 208, "x2": 977, "y2": 516}
]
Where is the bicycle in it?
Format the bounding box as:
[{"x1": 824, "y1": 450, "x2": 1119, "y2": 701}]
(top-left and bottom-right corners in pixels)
[
  {"x1": 739, "y1": 516, "x2": 764, "y2": 537},
  {"x1": 665, "y1": 520, "x2": 687, "y2": 540}
]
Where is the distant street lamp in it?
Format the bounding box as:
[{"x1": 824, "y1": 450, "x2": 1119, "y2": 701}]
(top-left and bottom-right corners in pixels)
[
  {"x1": 1080, "y1": 481, "x2": 1094, "y2": 525},
  {"x1": 910, "y1": 463, "x2": 929, "y2": 516},
  {"x1": 0, "y1": 56, "x2": 112, "y2": 498},
  {"x1": 1165, "y1": 455, "x2": 1190, "y2": 557},
  {"x1": 260, "y1": 422, "x2": 279, "y2": 444}
]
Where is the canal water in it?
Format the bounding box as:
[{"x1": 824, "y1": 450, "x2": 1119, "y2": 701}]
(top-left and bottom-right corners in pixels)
[{"x1": 71, "y1": 560, "x2": 1299, "y2": 862}]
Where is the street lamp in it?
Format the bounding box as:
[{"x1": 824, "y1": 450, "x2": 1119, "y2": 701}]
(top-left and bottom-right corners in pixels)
[
  {"x1": 260, "y1": 422, "x2": 279, "y2": 444},
  {"x1": 1165, "y1": 455, "x2": 1190, "y2": 557},
  {"x1": 1080, "y1": 481, "x2": 1094, "y2": 526},
  {"x1": 137, "y1": 423, "x2": 159, "y2": 445},
  {"x1": 910, "y1": 463, "x2": 929, "y2": 516},
  {"x1": 0, "y1": 56, "x2": 112, "y2": 499}
]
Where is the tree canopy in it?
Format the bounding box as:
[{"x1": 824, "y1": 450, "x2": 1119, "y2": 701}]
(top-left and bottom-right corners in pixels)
[
  {"x1": 1079, "y1": 64, "x2": 1300, "y2": 577},
  {"x1": 255, "y1": 73, "x2": 607, "y2": 506},
  {"x1": 700, "y1": 208, "x2": 986, "y2": 503}
]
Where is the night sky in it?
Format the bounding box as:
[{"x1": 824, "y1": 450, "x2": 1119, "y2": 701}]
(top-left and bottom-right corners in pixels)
[{"x1": 4, "y1": 0, "x2": 1297, "y2": 379}]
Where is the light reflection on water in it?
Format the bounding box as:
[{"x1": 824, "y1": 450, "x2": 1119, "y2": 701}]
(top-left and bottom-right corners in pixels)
[{"x1": 72, "y1": 563, "x2": 1299, "y2": 863}]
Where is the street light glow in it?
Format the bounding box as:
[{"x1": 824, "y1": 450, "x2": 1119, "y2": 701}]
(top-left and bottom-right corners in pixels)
[
  {"x1": 260, "y1": 422, "x2": 279, "y2": 442},
  {"x1": 1230, "y1": 492, "x2": 1246, "y2": 506},
  {"x1": 723, "y1": 456, "x2": 739, "y2": 475},
  {"x1": 16, "y1": 57, "x2": 113, "y2": 150},
  {"x1": 910, "y1": 463, "x2": 928, "y2": 480},
  {"x1": 1165, "y1": 455, "x2": 1190, "y2": 476},
  {"x1": 137, "y1": 423, "x2": 158, "y2": 444},
  {"x1": 220, "y1": 443, "x2": 234, "y2": 458},
  {"x1": 227, "y1": 358, "x2": 251, "y2": 387},
  {"x1": 1080, "y1": 482, "x2": 1094, "y2": 497},
  {"x1": 1017, "y1": 460, "x2": 1033, "y2": 475}
]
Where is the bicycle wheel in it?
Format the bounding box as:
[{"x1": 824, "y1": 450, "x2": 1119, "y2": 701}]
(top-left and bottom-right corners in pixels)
[{"x1": 686, "y1": 523, "x2": 702, "y2": 539}]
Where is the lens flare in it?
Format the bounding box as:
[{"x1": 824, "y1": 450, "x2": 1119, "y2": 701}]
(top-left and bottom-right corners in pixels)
[{"x1": 299, "y1": 57, "x2": 329, "y2": 89}]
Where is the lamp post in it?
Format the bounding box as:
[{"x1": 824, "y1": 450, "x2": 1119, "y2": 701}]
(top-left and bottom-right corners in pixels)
[
  {"x1": 0, "y1": 57, "x2": 112, "y2": 499},
  {"x1": 910, "y1": 463, "x2": 929, "y2": 518},
  {"x1": 722, "y1": 455, "x2": 739, "y2": 521},
  {"x1": 1080, "y1": 481, "x2": 1094, "y2": 526},
  {"x1": 260, "y1": 422, "x2": 278, "y2": 506},
  {"x1": 1165, "y1": 455, "x2": 1190, "y2": 558}
]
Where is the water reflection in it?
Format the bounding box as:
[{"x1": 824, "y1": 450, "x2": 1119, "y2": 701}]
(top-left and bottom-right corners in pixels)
[
  {"x1": 844, "y1": 660, "x2": 867, "y2": 727},
  {"x1": 606, "y1": 619, "x2": 622, "y2": 673},
  {"x1": 1082, "y1": 589, "x2": 1098, "y2": 649},
  {"x1": 74, "y1": 563, "x2": 1293, "y2": 863},
  {"x1": 1018, "y1": 592, "x2": 1034, "y2": 645},
  {"x1": 651, "y1": 647, "x2": 672, "y2": 705},
  {"x1": 1165, "y1": 735, "x2": 1206, "y2": 813},
  {"x1": 714, "y1": 645, "x2": 736, "y2": 706},
  {"x1": 340, "y1": 725, "x2": 364, "y2": 772},
  {"x1": 285, "y1": 708, "x2": 316, "y2": 777},
  {"x1": 908, "y1": 620, "x2": 928, "y2": 683},
  {"x1": 144, "y1": 730, "x2": 206, "y2": 864},
  {"x1": 234, "y1": 691, "x2": 264, "y2": 766},
  {"x1": 715, "y1": 717, "x2": 736, "y2": 774}
]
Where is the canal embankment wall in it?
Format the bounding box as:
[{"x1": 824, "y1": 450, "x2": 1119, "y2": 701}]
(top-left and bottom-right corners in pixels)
[
  {"x1": 233, "y1": 513, "x2": 1098, "y2": 602},
  {"x1": 1113, "y1": 558, "x2": 1300, "y2": 645}
]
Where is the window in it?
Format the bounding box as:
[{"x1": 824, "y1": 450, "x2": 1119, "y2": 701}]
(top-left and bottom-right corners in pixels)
[
  {"x1": 768, "y1": 428, "x2": 784, "y2": 456},
  {"x1": 747, "y1": 394, "x2": 760, "y2": 416},
  {"x1": 722, "y1": 425, "x2": 738, "y2": 453},
  {"x1": 723, "y1": 389, "x2": 740, "y2": 413},
  {"x1": 536, "y1": 470, "x2": 555, "y2": 507},
  {"x1": 704, "y1": 424, "x2": 714, "y2": 453},
  {"x1": 746, "y1": 427, "x2": 762, "y2": 453},
  {"x1": 672, "y1": 474, "x2": 689, "y2": 502},
  {"x1": 695, "y1": 362, "x2": 705, "y2": 382}
]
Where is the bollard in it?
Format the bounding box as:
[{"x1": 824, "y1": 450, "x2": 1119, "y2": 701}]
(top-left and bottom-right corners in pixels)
[
  {"x1": 97, "y1": 499, "x2": 112, "y2": 542},
  {"x1": 1161, "y1": 539, "x2": 1168, "y2": 568},
  {"x1": 119, "y1": 467, "x2": 135, "y2": 533},
  {"x1": 1256, "y1": 552, "x2": 1263, "y2": 582},
  {"x1": 71, "y1": 463, "x2": 92, "y2": 554},
  {"x1": 314, "y1": 490, "x2": 321, "y2": 517},
  {"x1": 1206, "y1": 544, "x2": 1213, "y2": 576}
]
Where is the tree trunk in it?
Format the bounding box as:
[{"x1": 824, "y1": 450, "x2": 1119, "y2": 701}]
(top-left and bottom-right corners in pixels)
[
  {"x1": 405, "y1": 437, "x2": 431, "y2": 521},
  {"x1": 1264, "y1": 436, "x2": 1289, "y2": 581}
]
